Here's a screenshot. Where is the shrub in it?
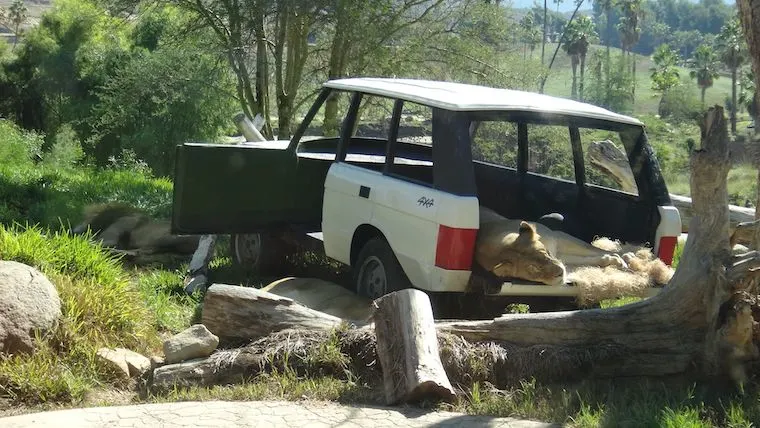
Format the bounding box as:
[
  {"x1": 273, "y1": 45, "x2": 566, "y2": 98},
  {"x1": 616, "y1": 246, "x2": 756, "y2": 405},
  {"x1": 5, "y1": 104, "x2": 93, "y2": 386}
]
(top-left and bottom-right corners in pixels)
[
  {"x1": 43, "y1": 124, "x2": 85, "y2": 169},
  {"x1": 658, "y1": 82, "x2": 704, "y2": 123},
  {"x1": 0, "y1": 119, "x2": 44, "y2": 167}
]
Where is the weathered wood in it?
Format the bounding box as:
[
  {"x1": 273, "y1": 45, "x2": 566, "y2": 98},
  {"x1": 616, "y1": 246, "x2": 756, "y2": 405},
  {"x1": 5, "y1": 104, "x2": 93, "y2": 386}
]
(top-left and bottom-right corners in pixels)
[
  {"x1": 152, "y1": 351, "x2": 266, "y2": 389},
  {"x1": 201, "y1": 284, "x2": 346, "y2": 342},
  {"x1": 670, "y1": 193, "x2": 755, "y2": 240},
  {"x1": 184, "y1": 234, "x2": 217, "y2": 294},
  {"x1": 233, "y1": 112, "x2": 267, "y2": 142},
  {"x1": 374, "y1": 289, "x2": 455, "y2": 405}
]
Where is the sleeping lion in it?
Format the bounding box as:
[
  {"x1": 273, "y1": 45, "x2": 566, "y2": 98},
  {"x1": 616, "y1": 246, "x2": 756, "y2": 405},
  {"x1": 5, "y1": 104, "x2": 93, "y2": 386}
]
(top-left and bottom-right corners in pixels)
[{"x1": 475, "y1": 207, "x2": 631, "y2": 286}]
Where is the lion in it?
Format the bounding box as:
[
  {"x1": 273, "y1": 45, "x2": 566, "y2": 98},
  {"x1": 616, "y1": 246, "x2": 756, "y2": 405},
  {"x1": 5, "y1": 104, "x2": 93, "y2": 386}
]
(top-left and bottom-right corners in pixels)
[
  {"x1": 72, "y1": 202, "x2": 200, "y2": 255},
  {"x1": 475, "y1": 206, "x2": 630, "y2": 286},
  {"x1": 260, "y1": 277, "x2": 373, "y2": 323}
]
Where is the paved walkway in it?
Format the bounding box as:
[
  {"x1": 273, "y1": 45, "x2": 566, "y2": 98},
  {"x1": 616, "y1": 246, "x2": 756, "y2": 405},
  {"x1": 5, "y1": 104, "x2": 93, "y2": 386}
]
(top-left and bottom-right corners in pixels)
[{"x1": 0, "y1": 400, "x2": 559, "y2": 427}]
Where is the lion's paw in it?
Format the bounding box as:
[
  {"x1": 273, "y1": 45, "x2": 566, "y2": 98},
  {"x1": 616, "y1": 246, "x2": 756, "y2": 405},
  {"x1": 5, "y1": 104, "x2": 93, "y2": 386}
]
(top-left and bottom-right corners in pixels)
[{"x1": 600, "y1": 254, "x2": 628, "y2": 270}]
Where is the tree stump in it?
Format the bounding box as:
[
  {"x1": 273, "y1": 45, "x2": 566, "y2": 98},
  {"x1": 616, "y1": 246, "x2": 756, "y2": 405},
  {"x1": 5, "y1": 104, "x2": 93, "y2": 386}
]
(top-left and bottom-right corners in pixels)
[{"x1": 374, "y1": 289, "x2": 456, "y2": 405}]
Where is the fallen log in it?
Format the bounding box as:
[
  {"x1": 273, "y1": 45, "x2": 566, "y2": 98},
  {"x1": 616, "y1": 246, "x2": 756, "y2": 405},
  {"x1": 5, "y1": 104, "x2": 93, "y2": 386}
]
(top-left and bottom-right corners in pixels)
[
  {"x1": 374, "y1": 289, "x2": 455, "y2": 405},
  {"x1": 201, "y1": 283, "x2": 350, "y2": 344}
]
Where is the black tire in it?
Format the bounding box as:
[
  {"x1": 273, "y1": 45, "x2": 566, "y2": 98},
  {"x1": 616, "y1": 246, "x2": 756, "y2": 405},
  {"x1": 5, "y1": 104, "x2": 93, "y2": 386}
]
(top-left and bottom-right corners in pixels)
[
  {"x1": 353, "y1": 237, "x2": 412, "y2": 300},
  {"x1": 229, "y1": 232, "x2": 289, "y2": 278}
]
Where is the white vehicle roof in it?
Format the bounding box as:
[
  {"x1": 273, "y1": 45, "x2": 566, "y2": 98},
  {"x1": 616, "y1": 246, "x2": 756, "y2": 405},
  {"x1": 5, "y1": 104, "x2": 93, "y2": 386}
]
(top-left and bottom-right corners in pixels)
[{"x1": 324, "y1": 78, "x2": 644, "y2": 126}]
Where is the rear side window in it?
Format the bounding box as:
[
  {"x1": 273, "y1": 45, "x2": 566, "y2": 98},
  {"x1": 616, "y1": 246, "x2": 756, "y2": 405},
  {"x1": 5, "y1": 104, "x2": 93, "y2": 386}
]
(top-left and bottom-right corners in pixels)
[
  {"x1": 579, "y1": 127, "x2": 639, "y2": 195},
  {"x1": 526, "y1": 124, "x2": 575, "y2": 182},
  {"x1": 470, "y1": 121, "x2": 518, "y2": 169}
]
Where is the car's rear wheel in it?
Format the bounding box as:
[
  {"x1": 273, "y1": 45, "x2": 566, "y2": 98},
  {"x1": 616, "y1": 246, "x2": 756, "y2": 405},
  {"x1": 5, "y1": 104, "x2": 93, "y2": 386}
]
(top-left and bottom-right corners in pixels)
[
  {"x1": 353, "y1": 237, "x2": 411, "y2": 300},
  {"x1": 230, "y1": 232, "x2": 289, "y2": 278}
]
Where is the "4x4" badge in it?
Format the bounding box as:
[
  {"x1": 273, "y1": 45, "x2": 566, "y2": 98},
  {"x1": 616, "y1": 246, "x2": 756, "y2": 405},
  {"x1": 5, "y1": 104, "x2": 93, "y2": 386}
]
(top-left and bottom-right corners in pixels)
[{"x1": 417, "y1": 197, "x2": 434, "y2": 208}]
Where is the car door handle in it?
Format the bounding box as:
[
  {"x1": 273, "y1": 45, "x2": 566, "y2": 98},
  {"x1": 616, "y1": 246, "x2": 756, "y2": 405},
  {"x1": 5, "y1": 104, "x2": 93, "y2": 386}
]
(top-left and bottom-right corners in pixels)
[{"x1": 359, "y1": 186, "x2": 370, "y2": 198}]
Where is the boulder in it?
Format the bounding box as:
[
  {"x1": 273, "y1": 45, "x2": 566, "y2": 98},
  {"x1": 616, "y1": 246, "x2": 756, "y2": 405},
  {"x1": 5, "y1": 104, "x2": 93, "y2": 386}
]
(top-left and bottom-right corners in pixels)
[
  {"x1": 97, "y1": 348, "x2": 130, "y2": 379},
  {"x1": 0, "y1": 261, "x2": 61, "y2": 355},
  {"x1": 96, "y1": 347, "x2": 151, "y2": 379},
  {"x1": 163, "y1": 324, "x2": 219, "y2": 364}
]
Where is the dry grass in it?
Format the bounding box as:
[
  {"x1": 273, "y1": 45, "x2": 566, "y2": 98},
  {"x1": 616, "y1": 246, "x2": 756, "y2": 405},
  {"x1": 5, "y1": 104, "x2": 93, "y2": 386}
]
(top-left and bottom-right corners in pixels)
[{"x1": 568, "y1": 239, "x2": 675, "y2": 306}]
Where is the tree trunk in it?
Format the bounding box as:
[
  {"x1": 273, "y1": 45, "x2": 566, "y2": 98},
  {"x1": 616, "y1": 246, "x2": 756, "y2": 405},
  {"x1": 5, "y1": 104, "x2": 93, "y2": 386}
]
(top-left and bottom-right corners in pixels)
[
  {"x1": 732, "y1": 66, "x2": 738, "y2": 135},
  {"x1": 374, "y1": 289, "x2": 455, "y2": 405},
  {"x1": 542, "y1": 0, "x2": 547, "y2": 66},
  {"x1": 579, "y1": 53, "x2": 586, "y2": 100},
  {"x1": 701, "y1": 86, "x2": 707, "y2": 105},
  {"x1": 201, "y1": 284, "x2": 350, "y2": 344},
  {"x1": 436, "y1": 107, "x2": 759, "y2": 382},
  {"x1": 571, "y1": 56, "x2": 578, "y2": 100},
  {"x1": 254, "y1": 13, "x2": 273, "y2": 139}
]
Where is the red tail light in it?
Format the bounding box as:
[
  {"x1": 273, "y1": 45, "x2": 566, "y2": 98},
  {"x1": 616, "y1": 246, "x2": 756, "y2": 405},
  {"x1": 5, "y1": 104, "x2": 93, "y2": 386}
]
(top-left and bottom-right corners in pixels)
[
  {"x1": 657, "y1": 236, "x2": 677, "y2": 266},
  {"x1": 435, "y1": 225, "x2": 478, "y2": 270}
]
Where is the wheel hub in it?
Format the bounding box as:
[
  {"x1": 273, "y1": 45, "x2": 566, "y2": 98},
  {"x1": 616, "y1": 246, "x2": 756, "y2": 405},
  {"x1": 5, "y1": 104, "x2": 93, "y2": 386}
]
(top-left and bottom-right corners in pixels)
[
  {"x1": 234, "y1": 233, "x2": 262, "y2": 267},
  {"x1": 358, "y1": 255, "x2": 387, "y2": 299}
]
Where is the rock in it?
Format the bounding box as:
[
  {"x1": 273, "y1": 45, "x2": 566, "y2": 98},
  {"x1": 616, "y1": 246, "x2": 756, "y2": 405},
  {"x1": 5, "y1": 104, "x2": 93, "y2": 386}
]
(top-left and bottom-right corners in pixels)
[
  {"x1": 163, "y1": 324, "x2": 219, "y2": 364},
  {"x1": 122, "y1": 348, "x2": 151, "y2": 377},
  {"x1": 150, "y1": 355, "x2": 166, "y2": 370},
  {"x1": 97, "y1": 348, "x2": 130, "y2": 379},
  {"x1": 96, "y1": 347, "x2": 151, "y2": 378},
  {"x1": 0, "y1": 261, "x2": 62, "y2": 355}
]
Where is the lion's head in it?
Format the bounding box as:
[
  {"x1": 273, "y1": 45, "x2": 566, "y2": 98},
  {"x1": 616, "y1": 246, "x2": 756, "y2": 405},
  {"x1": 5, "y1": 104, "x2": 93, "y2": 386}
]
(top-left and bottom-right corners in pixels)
[{"x1": 489, "y1": 221, "x2": 567, "y2": 286}]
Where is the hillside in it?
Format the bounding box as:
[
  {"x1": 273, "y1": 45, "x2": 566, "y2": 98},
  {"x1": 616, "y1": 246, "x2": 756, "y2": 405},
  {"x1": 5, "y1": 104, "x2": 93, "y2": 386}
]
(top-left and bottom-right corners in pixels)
[{"x1": 540, "y1": 43, "x2": 737, "y2": 118}]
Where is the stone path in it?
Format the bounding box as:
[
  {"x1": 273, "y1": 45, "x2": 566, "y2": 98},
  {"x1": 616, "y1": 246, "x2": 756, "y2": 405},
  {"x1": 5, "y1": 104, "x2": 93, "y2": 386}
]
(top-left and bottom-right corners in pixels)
[{"x1": 0, "y1": 400, "x2": 559, "y2": 427}]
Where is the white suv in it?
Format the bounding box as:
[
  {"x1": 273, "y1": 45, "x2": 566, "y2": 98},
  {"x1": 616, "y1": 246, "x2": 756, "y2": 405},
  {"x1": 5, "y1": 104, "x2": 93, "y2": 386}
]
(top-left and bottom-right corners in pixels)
[{"x1": 171, "y1": 78, "x2": 682, "y2": 314}]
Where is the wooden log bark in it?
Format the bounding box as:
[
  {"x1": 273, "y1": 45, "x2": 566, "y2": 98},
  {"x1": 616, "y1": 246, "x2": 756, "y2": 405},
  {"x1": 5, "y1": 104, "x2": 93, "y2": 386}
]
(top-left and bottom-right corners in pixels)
[
  {"x1": 374, "y1": 289, "x2": 455, "y2": 405},
  {"x1": 152, "y1": 351, "x2": 267, "y2": 389},
  {"x1": 201, "y1": 284, "x2": 347, "y2": 343},
  {"x1": 670, "y1": 193, "x2": 755, "y2": 241}
]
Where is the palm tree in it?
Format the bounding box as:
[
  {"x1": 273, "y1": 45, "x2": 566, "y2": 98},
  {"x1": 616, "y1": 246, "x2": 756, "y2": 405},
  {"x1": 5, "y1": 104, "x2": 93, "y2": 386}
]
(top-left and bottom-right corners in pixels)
[
  {"x1": 595, "y1": 0, "x2": 616, "y2": 104},
  {"x1": 688, "y1": 44, "x2": 721, "y2": 105},
  {"x1": 616, "y1": 0, "x2": 642, "y2": 100},
  {"x1": 562, "y1": 15, "x2": 598, "y2": 100},
  {"x1": 716, "y1": 17, "x2": 747, "y2": 134},
  {"x1": 650, "y1": 44, "x2": 681, "y2": 116}
]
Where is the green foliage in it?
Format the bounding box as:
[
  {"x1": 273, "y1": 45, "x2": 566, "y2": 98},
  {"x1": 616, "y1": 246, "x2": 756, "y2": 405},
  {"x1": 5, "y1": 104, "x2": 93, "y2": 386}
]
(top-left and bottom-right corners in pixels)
[
  {"x1": 43, "y1": 124, "x2": 85, "y2": 169},
  {"x1": 0, "y1": 100, "x2": 173, "y2": 228},
  {"x1": 650, "y1": 44, "x2": 681, "y2": 96},
  {"x1": 658, "y1": 81, "x2": 703, "y2": 123},
  {"x1": 0, "y1": 225, "x2": 160, "y2": 403},
  {"x1": 92, "y1": 44, "x2": 236, "y2": 176},
  {"x1": 716, "y1": 17, "x2": 747, "y2": 71},
  {"x1": 688, "y1": 44, "x2": 721, "y2": 102},
  {"x1": 137, "y1": 268, "x2": 198, "y2": 333},
  {"x1": 0, "y1": 0, "x2": 235, "y2": 175},
  {"x1": 584, "y1": 50, "x2": 635, "y2": 113},
  {"x1": 0, "y1": 118, "x2": 43, "y2": 167}
]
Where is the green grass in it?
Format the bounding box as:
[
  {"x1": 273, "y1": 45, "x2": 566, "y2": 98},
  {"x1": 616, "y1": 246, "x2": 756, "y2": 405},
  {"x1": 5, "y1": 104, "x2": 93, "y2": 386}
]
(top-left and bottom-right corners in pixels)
[
  {"x1": 0, "y1": 225, "x2": 163, "y2": 404},
  {"x1": 542, "y1": 43, "x2": 740, "y2": 118}
]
